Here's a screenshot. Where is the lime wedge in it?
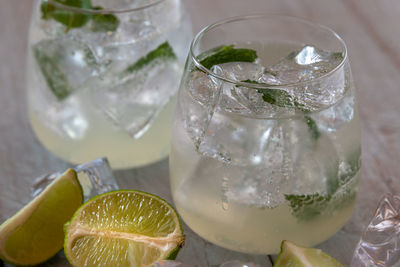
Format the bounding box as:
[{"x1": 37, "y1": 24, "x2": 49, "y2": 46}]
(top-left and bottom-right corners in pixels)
[
  {"x1": 274, "y1": 240, "x2": 344, "y2": 267},
  {"x1": 0, "y1": 169, "x2": 83, "y2": 266},
  {"x1": 64, "y1": 190, "x2": 185, "y2": 266}
]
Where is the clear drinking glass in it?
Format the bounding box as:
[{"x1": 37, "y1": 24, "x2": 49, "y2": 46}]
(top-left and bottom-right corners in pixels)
[
  {"x1": 170, "y1": 15, "x2": 361, "y2": 254},
  {"x1": 26, "y1": 0, "x2": 192, "y2": 169}
]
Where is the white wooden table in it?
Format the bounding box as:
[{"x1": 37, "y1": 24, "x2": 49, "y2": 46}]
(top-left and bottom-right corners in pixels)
[{"x1": 1, "y1": 0, "x2": 400, "y2": 266}]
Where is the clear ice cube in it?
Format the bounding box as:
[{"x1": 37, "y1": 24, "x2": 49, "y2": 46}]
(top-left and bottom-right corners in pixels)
[
  {"x1": 265, "y1": 45, "x2": 343, "y2": 84},
  {"x1": 33, "y1": 38, "x2": 100, "y2": 98},
  {"x1": 93, "y1": 54, "x2": 181, "y2": 138},
  {"x1": 31, "y1": 158, "x2": 118, "y2": 201},
  {"x1": 351, "y1": 194, "x2": 400, "y2": 267}
]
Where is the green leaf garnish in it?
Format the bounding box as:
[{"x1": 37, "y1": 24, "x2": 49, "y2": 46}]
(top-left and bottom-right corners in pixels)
[
  {"x1": 124, "y1": 41, "x2": 177, "y2": 74},
  {"x1": 286, "y1": 149, "x2": 361, "y2": 221},
  {"x1": 90, "y1": 7, "x2": 120, "y2": 32},
  {"x1": 199, "y1": 45, "x2": 257, "y2": 69},
  {"x1": 241, "y1": 79, "x2": 310, "y2": 111},
  {"x1": 41, "y1": 0, "x2": 92, "y2": 30},
  {"x1": 41, "y1": 0, "x2": 119, "y2": 32},
  {"x1": 305, "y1": 116, "x2": 320, "y2": 140},
  {"x1": 285, "y1": 194, "x2": 331, "y2": 221},
  {"x1": 33, "y1": 45, "x2": 73, "y2": 101}
]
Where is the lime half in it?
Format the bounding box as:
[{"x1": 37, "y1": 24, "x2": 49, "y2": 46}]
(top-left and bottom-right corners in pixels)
[
  {"x1": 64, "y1": 190, "x2": 185, "y2": 266},
  {"x1": 0, "y1": 169, "x2": 83, "y2": 266},
  {"x1": 274, "y1": 240, "x2": 344, "y2": 267}
]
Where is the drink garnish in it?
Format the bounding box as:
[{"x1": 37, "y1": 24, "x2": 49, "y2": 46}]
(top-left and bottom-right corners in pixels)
[
  {"x1": 124, "y1": 42, "x2": 177, "y2": 74},
  {"x1": 199, "y1": 45, "x2": 257, "y2": 69},
  {"x1": 33, "y1": 45, "x2": 73, "y2": 101},
  {"x1": 64, "y1": 190, "x2": 185, "y2": 266},
  {"x1": 0, "y1": 169, "x2": 83, "y2": 266},
  {"x1": 274, "y1": 240, "x2": 344, "y2": 267},
  {"x1": 41, "y1": 0, "x2": 119, "y2": 32}
]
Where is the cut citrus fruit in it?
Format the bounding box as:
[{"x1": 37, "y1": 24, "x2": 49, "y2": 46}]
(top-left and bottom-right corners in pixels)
[
  {"x1": 0, "y1": 169, "x2": 83, "y2": 266},
  {"x1": 274, "y1": 240, "x2": 344, "y2": 267},
  {"x1": 64, "y1": 190, "x2": 185, "y2": 266}
]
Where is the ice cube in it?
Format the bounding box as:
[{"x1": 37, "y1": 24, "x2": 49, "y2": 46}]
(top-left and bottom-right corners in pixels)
[
  {"x1": 351, "y1": 194, "x2": 400, "y2": 267},
  {"x1": 183, "y1": 70, "x2": 223, "y2": 147},
  {"x1": 93, "y1": 50, "x2": 181, "y2": 138},
  {"x1": 33, "y1": 38, "x2": 100, "y2": 101},
  {"x1": 265, "y1": 45, "x2": 343, "y2": 84},
  {"x1": 316, "y1": 86, "x2": 355, "y2": 132}
]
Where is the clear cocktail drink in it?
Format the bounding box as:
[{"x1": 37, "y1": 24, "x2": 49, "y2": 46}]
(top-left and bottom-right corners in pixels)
[
  {"x1": 170, "y1": 15, "x2": 361, "y2": 254},
  {"x1": 27, "y1": 0, "x2": 192, "y2": 168}
]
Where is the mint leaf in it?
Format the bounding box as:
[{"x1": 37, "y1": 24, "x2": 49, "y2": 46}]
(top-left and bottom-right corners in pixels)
[
  {"x1": 90, "y1": 7, "x2": 120, "y2": 32},
  {"x1": 199, "y1": 45, "x2": 257, "y2": 69},
  {"x1": 124, "y1": 41, "x2": 176, "y2": 74},
  {"x1": 305, "y1": 116, "x2": 320, "y2": 140},
  {"x1": 241, "y1": 79, "x2": 310, "y2": 111},
  {"x1": 33, "y1": 45, "x2": 73, "y2": 101},
  {"x1": 41, "y1": 0, "x2": 92, "y2": 30},
  {"x1": 285, "y1": 193, "x2": 331, "y2": 221}
]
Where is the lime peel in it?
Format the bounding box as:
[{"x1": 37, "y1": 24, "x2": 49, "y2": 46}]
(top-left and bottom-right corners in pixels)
[
  {"x1": 274, "y1": 240, "x2": 344, "y2": 267},
  {"x1": 0, "y1": 169, "x2": 83, "y2": 266},
  {"x1": 64, "y1": 190, "x2": 185, "y2": 266}
]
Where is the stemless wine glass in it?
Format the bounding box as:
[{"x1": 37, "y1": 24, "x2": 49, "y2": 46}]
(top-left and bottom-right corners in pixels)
[
  {"x1": 26, "y1": 0, "x2": 192, "y2": 169},
  {"x1": 170, "y1": 15, "x2": 361, "y2": 254}
]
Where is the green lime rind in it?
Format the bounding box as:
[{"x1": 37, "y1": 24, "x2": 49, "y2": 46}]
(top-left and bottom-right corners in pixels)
[
  {"x1": 274, "y1": 240, "x2": 344, "y2": 267},
  {"x1": 64, "y1": 189, "x2": 184, "y2": 267},
  {"x1": 199, "y1": 45, "x2": 257, "y2": 70},
  {"x1": 0, "y1": 169, "x2": 83, "y2": 266},
  {"x1": 124, "y1": 41, "x2": 177, "y2": 74}
]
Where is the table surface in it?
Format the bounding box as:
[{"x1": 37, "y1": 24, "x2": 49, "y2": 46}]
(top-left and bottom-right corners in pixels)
[{"x1": 1, "y1": 0, "x2": 400, "y2": 266}]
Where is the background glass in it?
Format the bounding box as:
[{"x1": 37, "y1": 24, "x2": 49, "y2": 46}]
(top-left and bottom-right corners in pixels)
[
  {"x1": 26, "y1": 0, "x2": 192, "y2": 169},
  {"x1": 170, "y1": 15, "x2": 361, "y2": 254}
]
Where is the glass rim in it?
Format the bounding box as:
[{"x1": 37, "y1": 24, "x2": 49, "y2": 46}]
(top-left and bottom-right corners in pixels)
[
  {"x1": 43, "y1": 0, "x2": 165, "y2": 14},
  {"x1": 190, "y1": 14, "x2": 348, "y2": 90}
]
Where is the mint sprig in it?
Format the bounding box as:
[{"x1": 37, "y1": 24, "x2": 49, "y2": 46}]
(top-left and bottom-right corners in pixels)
[
  {"x1": 305, "y1": 115, "x2": 320, "y2": 140},
  {"x1": 284, "y1": 194, "x2": 331, "y2": 221},
  {"x1": 90, "y1": 7, "x2": 120, "y2": 32},
  {"x1": 41, "y1": 0, "x2": 119, "y2": 32},
  {"x1": 199, "y1": 45, "x2": 257, "y2": 69},
  {"x1": 124, "y1": 42, "x2": 177, "y2": 74},
  {"x1": 33, "y1": 45, "x2": 73, "y2": 101},
  {"x1": 41, "y1": 0, "x2": 92, "y2": 30}
]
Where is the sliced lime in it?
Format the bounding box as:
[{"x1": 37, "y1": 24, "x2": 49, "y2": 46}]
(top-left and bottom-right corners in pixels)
[
  {"x1": 64, "y1": 190, "x2": 185, "y2": 266},
  {"x1": 0, "y1": 169, "x2": 83, "y2": 266},
  {"x1": 274, "y1": 240, "x2": 344, "y2": 267}
]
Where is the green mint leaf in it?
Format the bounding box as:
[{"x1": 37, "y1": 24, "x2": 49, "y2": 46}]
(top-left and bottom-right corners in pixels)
[
  {"x1": 241, "y1": 79, "x2": 302, "y2": 109},
  {"x1": 124, "y1": 41, "x2": 177, "y2": 73},
  {"x1": 305, "y1": 116, "x2": 320, "y2": 140},
  {"x1": 41, "y1": 0, "x2": 92, "y2": 30},
  {"x1": 285, "y1": 193, "x2": 331, "y2": 221},
  {"x1": 90, "y1": 7, "x2": 120, "y2": 32},
  {"x1": 33, "y1": 45, "x2": 73, "y2": 101},
  {"x1": 199, "y1": 45, "x2": 257, "y2": 69}
]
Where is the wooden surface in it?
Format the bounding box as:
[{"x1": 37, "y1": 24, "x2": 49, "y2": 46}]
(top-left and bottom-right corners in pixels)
[{"x1": 1, "y1": 0, "x2": 400, "y2": 266}]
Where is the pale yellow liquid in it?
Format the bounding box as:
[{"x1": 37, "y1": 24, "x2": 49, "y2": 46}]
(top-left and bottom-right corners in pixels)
[
  {"x1": 170, "y1": 118, "x2": 360, "y2": 254},
  {"x1": 170, "y1": 42, "x2": 361, "y2": 254},
  {"x1": 29, "y1": 91, "x2": 176, "y2": 169}
]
